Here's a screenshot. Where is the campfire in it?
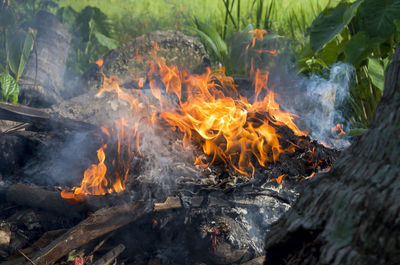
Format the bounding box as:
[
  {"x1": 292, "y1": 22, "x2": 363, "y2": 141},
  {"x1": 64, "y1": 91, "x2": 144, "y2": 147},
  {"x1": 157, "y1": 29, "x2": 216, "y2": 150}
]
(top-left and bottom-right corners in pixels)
[
  {"x1": 60, "y1": 41, "x2": 330, "y2": 203},
  {"x1": 0, "y1": 30, "x2": 339, "y2": 265}
]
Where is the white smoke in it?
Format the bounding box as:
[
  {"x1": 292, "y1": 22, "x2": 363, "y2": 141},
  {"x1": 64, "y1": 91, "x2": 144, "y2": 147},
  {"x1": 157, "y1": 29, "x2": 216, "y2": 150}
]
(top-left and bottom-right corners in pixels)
[{"x1": 274, "y1": 63, "x2": 353, "y2": 150}]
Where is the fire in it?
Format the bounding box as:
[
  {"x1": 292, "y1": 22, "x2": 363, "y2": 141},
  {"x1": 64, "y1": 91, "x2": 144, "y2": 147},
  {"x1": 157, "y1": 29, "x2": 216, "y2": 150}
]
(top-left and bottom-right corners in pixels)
[
  {"x1": 62, "y1": 31, "x2": 312, "y2": 201},
  {"x1": 61, "y1": 144, "x2": 109, "y2": 202},
  {"x1": 249, "y1": 29, "x2": 268, "y2": 48},
  {"x1": 332, "y1": 123, "x2": 345, "y2": 136}
]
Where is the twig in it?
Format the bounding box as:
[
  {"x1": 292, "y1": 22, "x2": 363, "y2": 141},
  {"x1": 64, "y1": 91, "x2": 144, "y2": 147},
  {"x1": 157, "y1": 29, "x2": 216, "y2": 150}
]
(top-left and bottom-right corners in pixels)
[{"x1": 17, "y1": 250, "x2": 37, "y2": 265}]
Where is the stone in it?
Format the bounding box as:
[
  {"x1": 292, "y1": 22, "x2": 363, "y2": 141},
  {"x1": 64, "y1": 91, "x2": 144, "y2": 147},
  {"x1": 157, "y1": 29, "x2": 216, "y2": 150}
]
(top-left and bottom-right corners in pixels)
[{"x1": 82, "y1": 30, "x2": 210, "y2": 92}]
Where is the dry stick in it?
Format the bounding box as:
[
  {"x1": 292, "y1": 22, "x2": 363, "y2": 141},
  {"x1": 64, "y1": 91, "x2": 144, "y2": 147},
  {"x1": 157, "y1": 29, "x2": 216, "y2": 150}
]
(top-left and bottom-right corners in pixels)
[
  {"x1": 28, "y1": 201, "x2": 151, "y2": 265},
  {"x1": 153, "y1": 196, "x2": 182, "y2": 211},
  {"x1": 92, "y1": 244, "x2": 126, "y2": 265},
  {"x1": 1, "y1": 196, "x2": 179, "y2": 265},
  {"x1": 17, "y1": 250, "x2": 36, "y2": 265}
]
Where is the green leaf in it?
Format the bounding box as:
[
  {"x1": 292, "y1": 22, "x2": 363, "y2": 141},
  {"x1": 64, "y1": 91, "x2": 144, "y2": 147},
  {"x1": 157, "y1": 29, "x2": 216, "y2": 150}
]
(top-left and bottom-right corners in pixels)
[
  {"x1": 344, "y1": 31, "x2": 382, "y2": 65},
  {"x1": 368, "y1": 57, "x2": 385, "y2": 91},
  {"x1": 0, "y1": 7, "x2": 15, "y2": 28},
  {"x1": 93, "y1": 31, "x2": 119, "y2": 50},
  {"x1": 7, "y1": 29, "x2": 35, "y2": 82},
  {"x1": 56, "y1": 6, "x2": 79, "y2": 31},
  {"x1": 318, "y1": 38, "x2": 342, "y2": 65},
  {"x1": 308, "y1": 0, "x2": 364, "y2": 52},
  {"x1": 348, "y1": 128, "x2": 368, "y2": 137},
  {"x1": 359, "y1": 0, "x2": 400, "y2": 38},
  {"x1": 0, "y1": 73, "x2": 19, "y2": 104},
  {"x1": 194, "y1": 19, "x2": 228, "y2": 61},
  {"x1": 0, "y1": 64, "x2": 4, "y2": 73}
]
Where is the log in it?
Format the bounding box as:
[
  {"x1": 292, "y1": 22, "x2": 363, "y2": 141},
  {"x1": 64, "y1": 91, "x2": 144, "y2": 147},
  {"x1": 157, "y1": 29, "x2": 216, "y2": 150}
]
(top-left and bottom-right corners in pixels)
[
  {"x1": 18, "y1": 201, "x2": 150, "y2": 265},
  {"x1": 92, "y1": 244, "x2": 126, "y2": 265},
  {"x1": 5, "y1": 184, "x2": 89, "y2": 217},
  {"x1": 264, "y1": 43, "x2": 400, "y2": 264},
  {"x1": 0, "y1": 102, "x2": 97, "y2": 132}
]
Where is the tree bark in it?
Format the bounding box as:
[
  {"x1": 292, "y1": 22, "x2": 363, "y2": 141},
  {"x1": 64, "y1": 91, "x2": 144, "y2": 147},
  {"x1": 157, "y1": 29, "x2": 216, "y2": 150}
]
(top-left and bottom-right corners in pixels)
[{"x1": 264, "y1": 43, "x2": 400, "y2": 265}]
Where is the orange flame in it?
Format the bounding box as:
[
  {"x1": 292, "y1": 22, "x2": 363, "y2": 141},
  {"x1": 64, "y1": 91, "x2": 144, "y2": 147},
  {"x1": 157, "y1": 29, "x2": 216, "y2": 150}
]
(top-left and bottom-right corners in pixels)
[
  {"x1": 249, "y1": 29, "x2": 268, "y2": 48},
  {"x1": 272, "y1": 174, "x2": 286, "y2": 184},
  {"x1": 96, "y1": 58, "x2": 104, "y2": 67},
  {"x1": 62, "y1": 40, "x2": 311, "y2": 201},
  {"x1": 332, "y1": 123, "x2": 345, "y2": 136}
]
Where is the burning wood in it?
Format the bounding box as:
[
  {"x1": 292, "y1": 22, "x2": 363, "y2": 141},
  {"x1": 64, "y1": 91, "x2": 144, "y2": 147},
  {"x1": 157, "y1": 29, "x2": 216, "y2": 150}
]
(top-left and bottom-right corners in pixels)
[{"x1": 0, "y1": 29, "x2": 341, "y2": 264}]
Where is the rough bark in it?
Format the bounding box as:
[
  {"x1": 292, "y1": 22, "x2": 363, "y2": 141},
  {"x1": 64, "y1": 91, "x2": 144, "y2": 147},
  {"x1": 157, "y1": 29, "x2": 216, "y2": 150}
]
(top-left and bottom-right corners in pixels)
[
  {"x1": 264, "y1": 44, "x2": 400, "y2": 264},
  {"x1": 19, "y1": 11, "x2": 71, "y2": 107}
]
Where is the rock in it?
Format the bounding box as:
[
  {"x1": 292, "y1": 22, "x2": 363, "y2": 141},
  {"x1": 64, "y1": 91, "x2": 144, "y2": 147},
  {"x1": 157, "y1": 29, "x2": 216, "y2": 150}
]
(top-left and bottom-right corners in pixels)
[
  {"x1": 50, "y1": 91, "x2": 133, "y2": 128},
  {"x1": 82, "y1": 30, "x2": 210, "y2": 92},
  {"x1": 0, "y1": 222, "x2": 11, "y2": 247},
  {"x1": 19, "y1": 11, "x2": 71, "y2": 107}
]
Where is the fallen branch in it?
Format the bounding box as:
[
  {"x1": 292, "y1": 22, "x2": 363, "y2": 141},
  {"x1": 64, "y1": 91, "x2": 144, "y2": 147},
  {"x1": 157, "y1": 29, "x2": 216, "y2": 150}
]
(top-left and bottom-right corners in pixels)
[
  {"x1": 3, "y1": 201, "x2": 151, "y2": 265},
  {"x1": 0, "y1": 102, "x2": 96, "y2": 132},
  {"x1": 92, "y1": 244, "x2": 126, "y2": 265},
  {"x1": 31, "y1": 202, "x2": 150, "y2": 265},
  {"x1": 5, "y1": 184, "x2": 89, "y2": 218}
]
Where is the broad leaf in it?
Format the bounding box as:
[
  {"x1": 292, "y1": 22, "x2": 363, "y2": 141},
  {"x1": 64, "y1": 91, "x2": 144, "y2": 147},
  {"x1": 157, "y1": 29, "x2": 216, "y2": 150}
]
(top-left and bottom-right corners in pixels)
[
  {"x1": 308, "y1": 0, "x2": 364, "y2": 52},
  {"x1": 7, "y1": 29, "x2": 35, "y2": 82},
  {"x1": 368, "y1": 57, "x2": 385, "y2": 91},
  {"x1": 56, "y1": 6, "x2": 79, "y2": 31},
  {"x1": 344, "y1": 32, "x2": 382, "y2": 65},
  {"x1": 318, "y1": 39, "x2": 342, "y2": 65},
  {"x1": 0, "y1": 73, "x2": 20, "y2": 104},
  {"x1": 94, "y1": 31, "x2": 119, "y2": 50},
  {"x1": 359, "y1": 0, "x2": 400, "y2": 38}
]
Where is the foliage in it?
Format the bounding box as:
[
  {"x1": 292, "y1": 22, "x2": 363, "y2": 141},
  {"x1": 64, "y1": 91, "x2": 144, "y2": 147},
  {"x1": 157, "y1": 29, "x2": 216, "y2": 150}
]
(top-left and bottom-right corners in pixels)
[
  {"x1": 0, "y1": 73, "x2": 20, "y2": 104},
  {"x1": 302, "y1": 0, "x2": 400, "y2": 129},
  {"x1": 56, "y1": 5, "x2": 119, "y2": 78},
  {"x1": 0, "y1": 0, "x2": 38, "y2": 103}
]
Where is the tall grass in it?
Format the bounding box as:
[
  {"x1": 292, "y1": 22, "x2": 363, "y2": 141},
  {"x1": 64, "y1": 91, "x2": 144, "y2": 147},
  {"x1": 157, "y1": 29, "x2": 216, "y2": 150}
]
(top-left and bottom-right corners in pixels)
[{"x1": 56, "y1": 0, "x2": 344, "y2": 43}]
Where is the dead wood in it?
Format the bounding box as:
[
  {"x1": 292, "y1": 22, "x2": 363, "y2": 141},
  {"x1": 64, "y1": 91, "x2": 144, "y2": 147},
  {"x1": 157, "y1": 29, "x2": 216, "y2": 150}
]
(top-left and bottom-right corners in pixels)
[
  {"x1": 0, "y1": 102, "x2": 96, "y2": 132},
  {"x1": 153, "y1": 196, "x2": 182, "y2": 211},
  {"x1": 4, "y1": 201, "x2": 150, "y2": 265},
  {"x1": 5, "y1": 184, "x2": 89, "y2": 217},
  {"x1": 92, "y1": 244, "x2": 126, "y2": 265},
  {"x1": 263, "y1": 43, "x2": 400, "y2": 264}
]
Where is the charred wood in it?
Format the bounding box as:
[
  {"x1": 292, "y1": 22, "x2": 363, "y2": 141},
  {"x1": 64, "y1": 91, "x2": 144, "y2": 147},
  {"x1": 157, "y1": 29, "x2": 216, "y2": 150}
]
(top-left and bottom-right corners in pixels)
[
  {"x1": 92, "y1": 243, "x2": 126, "y2": 265},
  {"x1": 5, "y1": 201, "x2": 150, "y2": 265},
  {"x1": 0, "y1": 102, "x2": 96, "y2": 132}
]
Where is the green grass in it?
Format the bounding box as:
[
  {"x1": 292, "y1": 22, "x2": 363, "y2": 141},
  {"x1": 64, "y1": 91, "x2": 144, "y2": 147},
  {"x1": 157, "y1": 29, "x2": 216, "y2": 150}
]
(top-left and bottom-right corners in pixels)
[{"x1": 55, "y1": 0, "x2": 344, "y2": 42}]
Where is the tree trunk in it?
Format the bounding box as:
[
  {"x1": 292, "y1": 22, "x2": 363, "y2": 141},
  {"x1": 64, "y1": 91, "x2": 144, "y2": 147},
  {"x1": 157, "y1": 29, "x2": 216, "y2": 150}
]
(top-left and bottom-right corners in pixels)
[
  {"x1": 19, "y1": 11, "x2": 71, "y2": 107},
  {"x1": 264, "y1": 43, "x2": 400, "y2": 265}
]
